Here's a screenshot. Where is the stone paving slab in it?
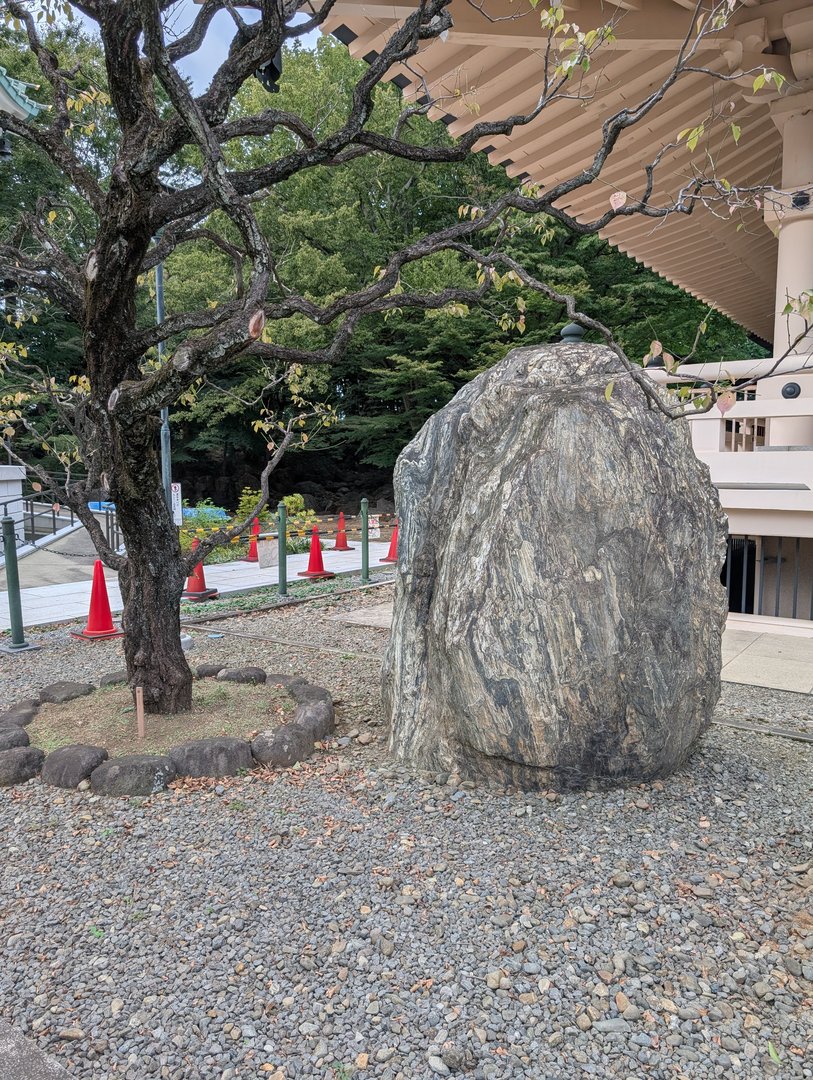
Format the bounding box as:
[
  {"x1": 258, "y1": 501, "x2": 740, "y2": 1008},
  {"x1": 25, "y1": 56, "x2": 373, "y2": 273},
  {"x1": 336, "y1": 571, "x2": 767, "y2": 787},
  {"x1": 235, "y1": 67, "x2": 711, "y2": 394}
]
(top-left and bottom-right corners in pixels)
[
  {"x1": 0, "y1": 1019, "x2": 70, "y2": 1079},
  {"x1": 331, "y1": 601, "x2": 813, "y2": 693},
  {"x1": 328, "y1": 601, "x2": 394, "y2": 628},
  {"x1": 0, "y1": 543, "x2": 392, "y2": 631}
]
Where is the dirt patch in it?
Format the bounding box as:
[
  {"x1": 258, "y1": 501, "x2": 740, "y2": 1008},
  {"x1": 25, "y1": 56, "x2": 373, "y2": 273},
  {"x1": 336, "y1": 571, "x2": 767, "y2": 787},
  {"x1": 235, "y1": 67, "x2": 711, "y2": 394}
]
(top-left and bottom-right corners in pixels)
[{"x1": 28, "y1": 681, "x2": 291, "y2": 756}]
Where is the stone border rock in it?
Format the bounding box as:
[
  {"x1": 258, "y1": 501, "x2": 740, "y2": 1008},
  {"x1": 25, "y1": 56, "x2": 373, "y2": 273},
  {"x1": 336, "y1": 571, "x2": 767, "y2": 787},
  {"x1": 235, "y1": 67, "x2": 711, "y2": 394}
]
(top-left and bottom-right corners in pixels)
[{"x1": 0, "y1": 667, "x2": 336, "y2": 797}]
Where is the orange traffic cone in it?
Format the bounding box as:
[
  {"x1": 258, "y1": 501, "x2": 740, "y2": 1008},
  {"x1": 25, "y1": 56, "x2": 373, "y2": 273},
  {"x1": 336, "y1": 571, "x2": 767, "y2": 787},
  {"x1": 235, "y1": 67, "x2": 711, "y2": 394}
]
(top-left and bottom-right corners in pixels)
[
  {"x1": 298, "y1": 526, "x2": 335, "y2": 580},
  {"x1": 243, "y1": 517, "x2": 260, "y2": 562},
  {"x1": 331, "y1": 511, "x2": 355, "y2": 552},
  {"x1": 182, "y1": 539, "x2": 218, "y2": 602},
  {"x1": 380, "y1": 520, "x2": 399, "y2": 563},
  {"x1": 71, "y1": 560, "x2": 124, "y2": 640}
]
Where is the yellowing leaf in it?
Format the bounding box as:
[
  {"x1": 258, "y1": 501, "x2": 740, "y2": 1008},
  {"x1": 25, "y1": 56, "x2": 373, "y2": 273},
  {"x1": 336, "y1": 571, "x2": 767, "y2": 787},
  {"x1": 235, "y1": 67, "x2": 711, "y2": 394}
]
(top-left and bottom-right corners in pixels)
[
  {"x1": 609, "y1": 191, "x2": 627, "y2": 211},
  {"x1": 716, "y1": 391, "x2": 736, "y2": 416},
  {"x1": 604, "y1": 381, "x2": 614, "y2": 402}
]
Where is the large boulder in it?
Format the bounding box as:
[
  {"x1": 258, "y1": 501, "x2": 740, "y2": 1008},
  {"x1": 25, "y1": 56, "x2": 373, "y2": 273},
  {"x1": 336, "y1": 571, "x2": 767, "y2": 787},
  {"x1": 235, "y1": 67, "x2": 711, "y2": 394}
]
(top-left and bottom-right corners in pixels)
[
  {"x1": 42, "y1": 745, "x2": 109, "y2": 789},
  {"x1": 383, "y1": 343, "x2": 727, "y2": 790}
]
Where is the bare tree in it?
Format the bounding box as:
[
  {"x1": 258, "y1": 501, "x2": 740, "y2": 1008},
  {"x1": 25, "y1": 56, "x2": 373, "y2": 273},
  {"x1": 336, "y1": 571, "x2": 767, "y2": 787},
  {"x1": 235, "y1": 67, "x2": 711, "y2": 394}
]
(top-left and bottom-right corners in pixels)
[{"x1": 0, "y1": 0, "x2": 806, "y2": 711}]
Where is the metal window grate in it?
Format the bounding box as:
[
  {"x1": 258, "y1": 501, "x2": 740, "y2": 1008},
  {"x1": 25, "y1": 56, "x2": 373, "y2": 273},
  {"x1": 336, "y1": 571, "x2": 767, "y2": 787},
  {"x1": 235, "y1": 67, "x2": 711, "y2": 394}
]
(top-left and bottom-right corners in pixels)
[{"x1": 722, "y1": 535, "x2": 813, "y2": 619}]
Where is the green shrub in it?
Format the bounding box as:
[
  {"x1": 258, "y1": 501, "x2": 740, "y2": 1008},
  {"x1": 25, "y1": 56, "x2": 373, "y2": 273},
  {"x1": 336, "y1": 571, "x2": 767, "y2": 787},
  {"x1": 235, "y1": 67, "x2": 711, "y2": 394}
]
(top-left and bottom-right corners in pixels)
[{"x1": 230, "y1": 489, "x2": 319, "y2": 554}]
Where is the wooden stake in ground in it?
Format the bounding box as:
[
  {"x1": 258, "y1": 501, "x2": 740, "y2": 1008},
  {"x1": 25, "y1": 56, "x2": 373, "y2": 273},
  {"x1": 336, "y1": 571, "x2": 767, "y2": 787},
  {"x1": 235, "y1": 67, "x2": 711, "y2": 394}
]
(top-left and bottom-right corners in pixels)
[{"x1": 135, "y1": 687, "x2": 145, "y2": 740}]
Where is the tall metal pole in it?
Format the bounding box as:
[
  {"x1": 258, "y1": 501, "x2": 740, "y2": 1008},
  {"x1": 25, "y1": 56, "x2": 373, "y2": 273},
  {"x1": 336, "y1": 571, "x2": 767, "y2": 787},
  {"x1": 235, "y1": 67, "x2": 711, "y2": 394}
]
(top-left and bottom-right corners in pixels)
[
  {"x1": 277, "y1": 501, "x2": 287, "y2": 597},
  {"x1": 1, "y1": 508, "x2": 36, "y2": 652},
  {"x1": 155, "y1": 259, "x2": 172, "y2": 511},
  {"x1": 360, "y1": 498, "x2": 369, "y2": 585}
]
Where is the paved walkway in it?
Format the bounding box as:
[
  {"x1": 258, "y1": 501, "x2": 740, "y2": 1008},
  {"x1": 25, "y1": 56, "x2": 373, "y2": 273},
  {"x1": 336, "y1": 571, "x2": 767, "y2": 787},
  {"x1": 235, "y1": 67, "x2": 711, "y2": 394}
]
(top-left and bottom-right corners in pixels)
[
  {"x1": 0, "y1": 543, "x2": 392, "y2": 632},
  {"x1": 332, "y1": 603, "x2": 813, "y2": 694}
]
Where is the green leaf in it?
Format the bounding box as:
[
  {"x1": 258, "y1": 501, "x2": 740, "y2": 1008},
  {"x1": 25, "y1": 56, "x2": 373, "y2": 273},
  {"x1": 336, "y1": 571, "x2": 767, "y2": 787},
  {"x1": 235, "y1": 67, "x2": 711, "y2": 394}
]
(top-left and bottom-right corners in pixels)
[
  {"x1": 767, "y1": 1042, "x2": 781, "y2": 1065},
  {"x1": 604, "y1": 381, "x2": 614, "y2": 402},
  {"x1": 730, "y1": 123, "x2": 741, "y2": 145}
]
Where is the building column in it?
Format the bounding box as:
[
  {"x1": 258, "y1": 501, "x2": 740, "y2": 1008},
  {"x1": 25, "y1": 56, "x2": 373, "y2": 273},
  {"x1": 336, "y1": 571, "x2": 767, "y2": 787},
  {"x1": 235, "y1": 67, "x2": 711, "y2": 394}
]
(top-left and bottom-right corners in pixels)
[{"x1": 760, "y1": 90, "x2": 813, "y2": 445}]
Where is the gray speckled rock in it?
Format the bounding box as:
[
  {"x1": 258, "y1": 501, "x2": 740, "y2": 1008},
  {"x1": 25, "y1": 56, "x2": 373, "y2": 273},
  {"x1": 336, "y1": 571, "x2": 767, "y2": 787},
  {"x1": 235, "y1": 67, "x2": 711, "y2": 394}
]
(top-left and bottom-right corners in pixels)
[
  {"x1": 384, "y1": 343, "x2": 727, "y2": 790},
  {"x1": 288, "y1": 680, "x2": 332, "y2": 705},
  {"x1": 39, "y1": 681, "x2": 95, "y2": 705},
  {"x1": 170, "y1": 737, "x2": 253, "y2": 778},
  {"x1": 90, "y1": 754, "x2": 176, "y2": 796},
  {"x1": 0, "y1": 727, "x2": 30, "y2": 752},
  {"x1": 252, "y1": 723, "x2": 314, "y2": 768},
  {"x1": 196, "y1": 663, "x2": 229, "y2": 679},
  {"x1": 216, "y1": 666, "x2": 267, "y2": 685},
  {"x1": 41, "y1": 745, "x2": 109, "y2": 789},
  {"x1": 0, "y1": 747, "x2": 45, "y2": 787},
  {"x1": 99, "y1": 671, "x2": 128, "y2": 688},
  {"x1": 293, "y1": 699, "x2": 335, "y2": 740},
  {"x1": 0, "y1": 702, "x2": 39, "y2": 729}
]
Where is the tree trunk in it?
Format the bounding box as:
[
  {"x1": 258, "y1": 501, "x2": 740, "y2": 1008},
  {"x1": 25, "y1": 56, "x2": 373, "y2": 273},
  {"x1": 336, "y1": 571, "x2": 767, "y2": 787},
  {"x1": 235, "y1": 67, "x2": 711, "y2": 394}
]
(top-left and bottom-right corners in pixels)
[{"x1": 117, "y1": 489, "x2": 193, "y2": 713}]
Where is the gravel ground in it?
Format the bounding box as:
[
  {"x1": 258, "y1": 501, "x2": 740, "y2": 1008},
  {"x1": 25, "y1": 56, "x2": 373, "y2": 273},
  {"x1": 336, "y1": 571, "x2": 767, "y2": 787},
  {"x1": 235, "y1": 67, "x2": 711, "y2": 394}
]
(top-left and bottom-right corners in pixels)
[{"x1": 1, "y1": 584, "x2": 812, "y2": 1080}]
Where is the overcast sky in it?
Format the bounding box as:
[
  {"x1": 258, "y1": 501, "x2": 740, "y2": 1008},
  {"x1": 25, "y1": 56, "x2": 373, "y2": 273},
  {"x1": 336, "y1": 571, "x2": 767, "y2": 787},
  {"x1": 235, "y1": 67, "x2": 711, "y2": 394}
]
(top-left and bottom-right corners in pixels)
[{"x1": 76, "y1": 1, "x2": 316, "y2": 94}]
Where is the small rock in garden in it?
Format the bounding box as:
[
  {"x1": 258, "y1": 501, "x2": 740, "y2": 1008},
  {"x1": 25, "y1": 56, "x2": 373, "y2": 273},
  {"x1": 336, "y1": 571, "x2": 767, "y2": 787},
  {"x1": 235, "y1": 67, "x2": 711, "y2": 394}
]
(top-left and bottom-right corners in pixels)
[
  {"x1": 593, "y1": 1018, "x2": 628, "y2": 1033},
  {"x1": 287, "y1": 679, "x2": 332, "y2": 705},
  {"x1": 170, "y1": 737, "x2": 254, "y2": 778},
  {"x1": 42, "y1": 745, "x2": 109, "y2": 789},
  {"x1": 252, "y1": 723, "x2": 314, "y2": 768},
  {"x1": 99, "y1": 671, "x2": 128, "y2": 687},
  {"x1": 196, "y1": 663, "x2": 228, "y2": 678},
  {"x1": 8, "y1": 698, "x2": 39, "y2": 712},
  {"x1": 265, "y1": 673, "x2": 297, "y2": 687},
  {"x1": 58, "y1": 1028, "x2": 85, "y2": 1040},
  {"x1": 39, "y1": 681, "x2": 95, "y2": 705},
  {"x1": 0, "y1": 705, "x2": 39, "y2": 729},
  {"x1": 611, "y1": 871, "x2": 632, "y2": 888},
  {"x1": 0, "y1": 727, "x2": 29, "y2": 752},
  {"x1": 427, "y1": 1054, "x2": 450, "y2": 1076},
  {"x1": 357, "y1": 732, "x2": 373, "y2": 746},
  {"x1": 90, "y1": 754, "x2": 177, "y2": 797},
  {"x1": 0, "y1": 746, "x2": 45, "y2": 786},
  {"x1": 575, "y1": 1013, "x2": 592, "y2": 1031},
  {"x1": 292, "y1": 700, "x2": 335, "y2": 740},
  {"x1": 216, "y1": 666, "x2": 267, "y2": 685}
]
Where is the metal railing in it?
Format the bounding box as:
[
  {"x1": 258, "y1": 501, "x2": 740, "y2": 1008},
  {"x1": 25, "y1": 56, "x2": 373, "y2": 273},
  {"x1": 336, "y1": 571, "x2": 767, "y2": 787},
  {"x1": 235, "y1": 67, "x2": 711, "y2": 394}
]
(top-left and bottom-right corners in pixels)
[
  {"x1": 21, "y1": 498, "x2": 76, "y2": 542},
  {"x1": 723, "y1": 534, "x2": 813, "y2": 621}
]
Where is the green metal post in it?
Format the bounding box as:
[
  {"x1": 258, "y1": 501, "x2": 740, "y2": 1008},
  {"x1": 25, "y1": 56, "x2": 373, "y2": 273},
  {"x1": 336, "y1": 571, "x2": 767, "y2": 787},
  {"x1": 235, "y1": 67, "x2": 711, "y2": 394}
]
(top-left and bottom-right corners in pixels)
[
  {"x1": 277, "y1": 502, "x2": 287, "y2": 597},
  {"x1": 360, "y1": 497, "x2": 369, "y2": 585},
  {"x1": 2, "y1": 511, "x2": 34, "y2": 651}
]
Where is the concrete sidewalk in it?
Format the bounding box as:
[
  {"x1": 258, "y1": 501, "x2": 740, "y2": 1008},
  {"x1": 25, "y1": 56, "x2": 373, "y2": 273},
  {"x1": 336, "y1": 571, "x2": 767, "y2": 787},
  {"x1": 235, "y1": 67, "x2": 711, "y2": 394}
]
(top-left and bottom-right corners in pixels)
[{"x1": 0, "y1": 543, "x2": 392, "y2": 631}]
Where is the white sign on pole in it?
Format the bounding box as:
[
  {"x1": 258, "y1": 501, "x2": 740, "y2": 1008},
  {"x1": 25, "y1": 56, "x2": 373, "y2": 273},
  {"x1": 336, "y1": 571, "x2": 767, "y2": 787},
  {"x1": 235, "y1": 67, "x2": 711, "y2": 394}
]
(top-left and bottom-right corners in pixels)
[
  {"x1": 170, "y1": 482, "x2": 183, "y2": 526},
  {"x1": 368, "y1": 514, "x2": 380, "y2": 539}
]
